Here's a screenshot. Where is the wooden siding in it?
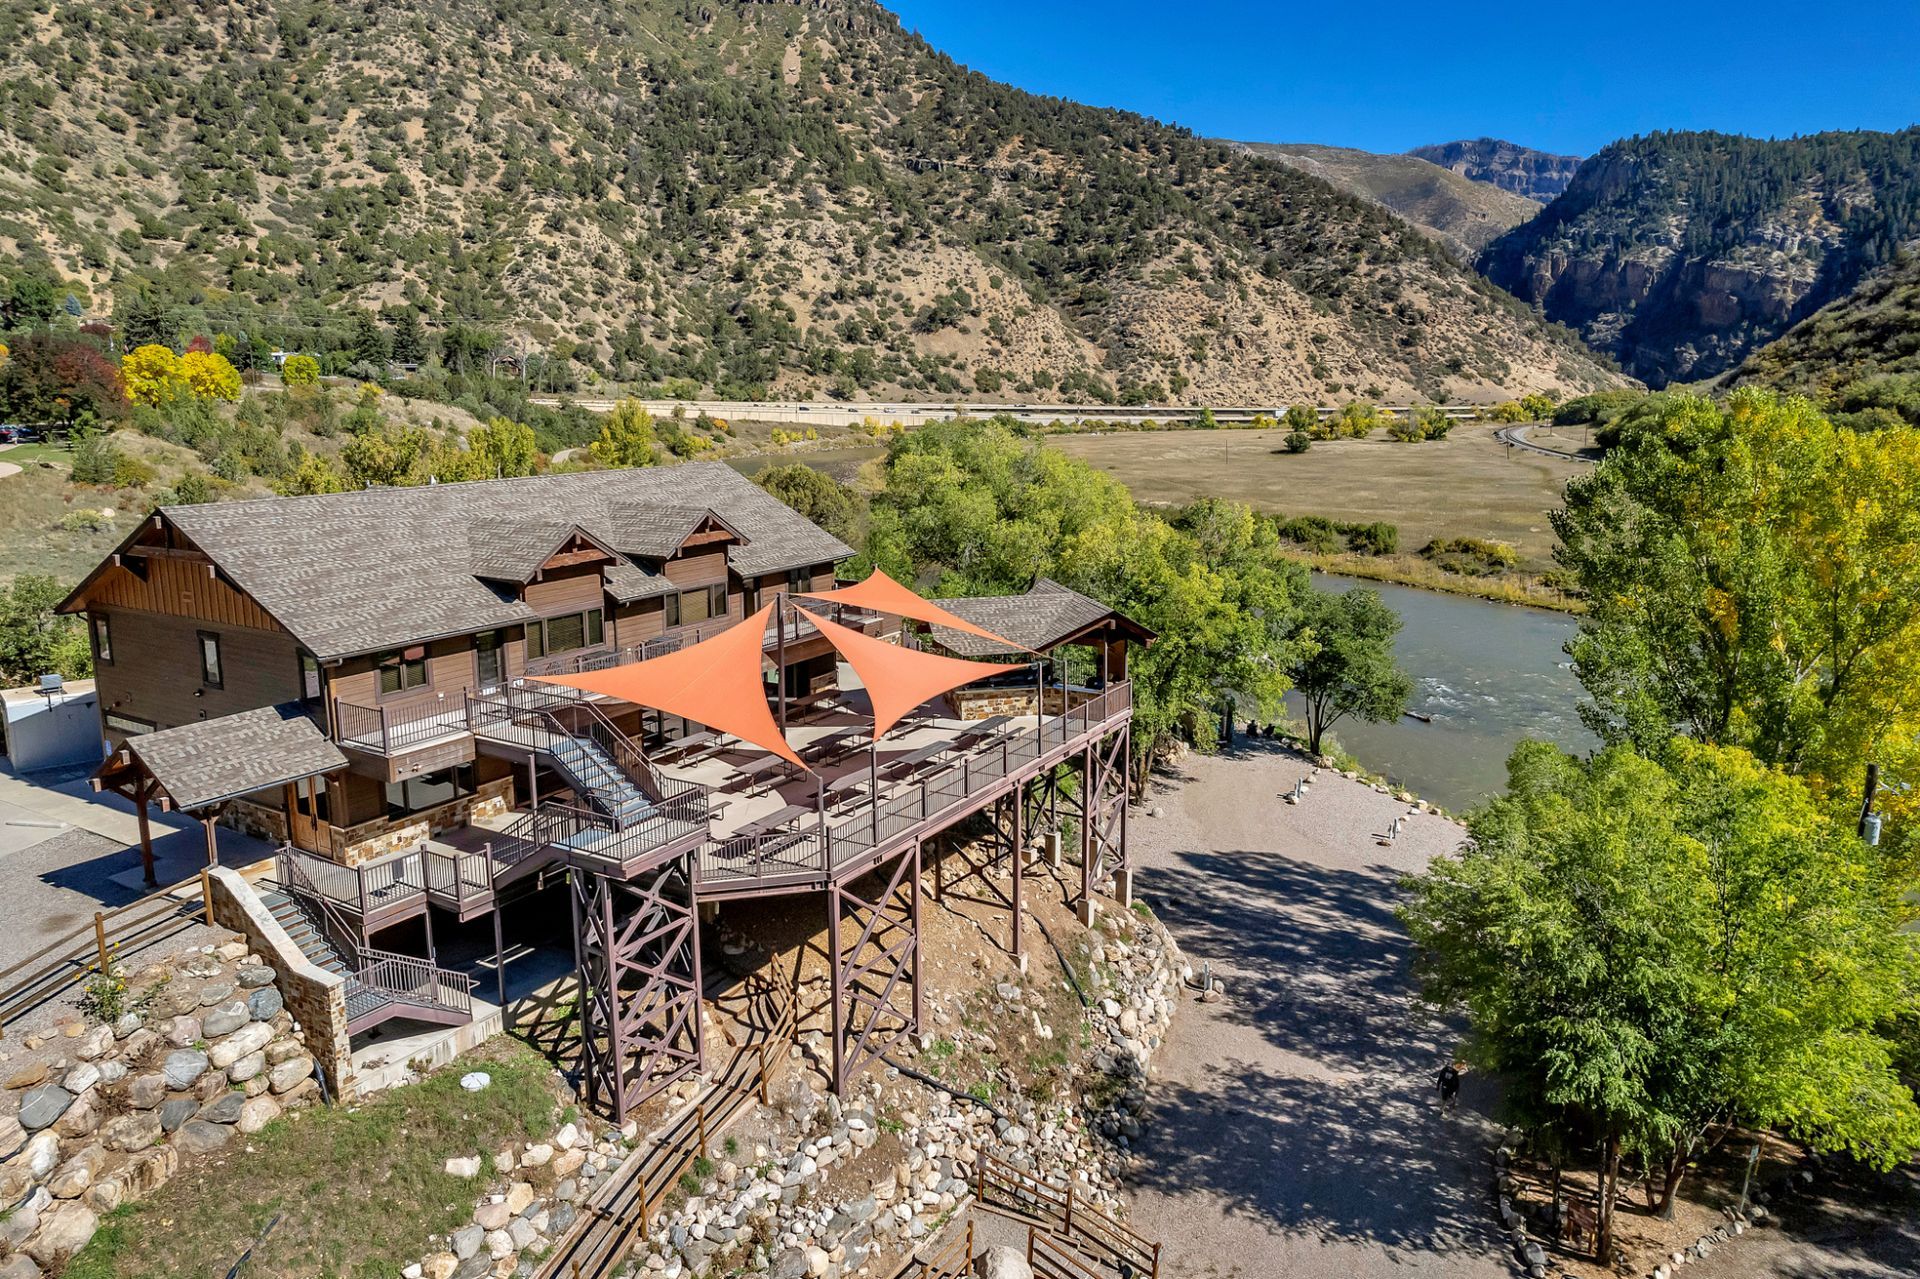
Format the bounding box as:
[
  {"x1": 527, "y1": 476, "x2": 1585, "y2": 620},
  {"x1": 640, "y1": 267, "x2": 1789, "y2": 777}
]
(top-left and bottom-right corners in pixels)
[
  {"x1": 83, "y1": 556, "x2": 280, "y2": 632},
  {"x1": 663, "y1": 548, "x2": 727, "y2": 589},
  {"x1": 523, "y1": 566, "x2": 604, "y2": 615},
  {"x1": 93, "y1": 607, "x2": 303, "y2": 737},
  {"x1": 613, "y1": 599, "x2": 666, "y2": 648}
]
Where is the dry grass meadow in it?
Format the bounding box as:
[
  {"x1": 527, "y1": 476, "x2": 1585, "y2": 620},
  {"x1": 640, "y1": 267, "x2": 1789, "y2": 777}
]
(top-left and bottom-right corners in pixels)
[{"x1": 1050, "y1": 422, "x2": 1587, "y2": 568}]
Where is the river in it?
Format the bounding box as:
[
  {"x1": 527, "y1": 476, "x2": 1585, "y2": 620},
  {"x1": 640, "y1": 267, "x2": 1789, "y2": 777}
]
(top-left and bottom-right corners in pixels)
[{"x1": 1287, "y1": 575, "x2": 1595, "y2": 814}]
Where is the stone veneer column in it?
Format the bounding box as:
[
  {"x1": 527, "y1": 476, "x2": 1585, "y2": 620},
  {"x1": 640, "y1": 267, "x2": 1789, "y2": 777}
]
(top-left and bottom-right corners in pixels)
[{"x1": 206, "y1": 867, "x2": 357, "y2": 1100}]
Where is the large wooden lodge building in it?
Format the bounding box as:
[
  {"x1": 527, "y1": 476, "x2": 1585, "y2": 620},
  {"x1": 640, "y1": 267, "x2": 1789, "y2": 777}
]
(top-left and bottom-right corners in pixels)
[{"x1": 59, "y1": 464, "x2": 1146, "y2": 1116}]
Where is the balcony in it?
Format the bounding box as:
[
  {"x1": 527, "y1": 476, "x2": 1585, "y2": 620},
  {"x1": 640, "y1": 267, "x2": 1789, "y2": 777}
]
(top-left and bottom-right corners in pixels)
[
  {"x1": 523, "y1": 602, "x2": 891, "y2": 679},
  {"x1": 333, "y1": 693, "x2": 471, "y2": 757}
]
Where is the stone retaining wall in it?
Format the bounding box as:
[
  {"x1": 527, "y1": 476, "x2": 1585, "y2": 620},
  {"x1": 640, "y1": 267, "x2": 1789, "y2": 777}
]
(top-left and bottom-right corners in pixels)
[
  {"x1": 339, "y1": 777, "x2": 514, "y2": 866},
  {"x1": 0, "y1": 937, "x2": 320, "y2": 1276},
  {"x1": 207, "y1": 867, "x2": 356, "y2": 1100}
]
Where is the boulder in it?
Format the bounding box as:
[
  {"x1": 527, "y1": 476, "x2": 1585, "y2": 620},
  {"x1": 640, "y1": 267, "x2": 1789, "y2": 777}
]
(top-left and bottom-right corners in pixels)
[
  {"x1": 0, "y1": 1252, "x2": 43, "y2": 1278},
  {"x1": 451, "y1": 1222, "x2": 486, "y2": 1259},
  {"x1": 227, "y1": 1050, "x2": 267, "y2": 1084},
  {"x1": 201, "y1": 1001, "x2": 250, "y2": 1039},
  {"x1": 268, "y1": 1055, "x2": 313, "y2": 1095},
  {"x1": 160, "y1": 1097, "x2": 202, "y2": 1132},
  {"x1": 237, "y1": 964, "x2": 277, "y2": 989},
  {"x1": 473, "y1": 1202, "x2": 511, "y2": 1232},
  {"x1": 209, "y1": 1023, "x2": 273, "y2": 1070},
  {"x1": 421, "y1": 1254, "x2": 459, "y2": 1279},
  {"x1": 974, "y1": 1245, "x2": 1033, "y2": 1279},
  {"x1": 444, "y1": 1155, "x2": 483, "y2": 1179},
  {"x1": 197, "y1": 1092, "x2": 246, "y2": 1125},
  {"x1": 162, "y1": 1049, "x2": 209, "y2": 1090},
  {"x1": 16, "y1": 1086, "x2": 73, "y2": 1132},
  {"x1": 246, "y1": 987, "x2": 285, "y2": 1021},
  {"x1": 100, "y1": 1111, "x2": 164, "y2": 1153},
  {"x1": 24, "y1": 1201, "x2": 96, "y2": 1269},
  {"x1": 19, "y1": 1131, "x2": 61, "y2": 1179},
  {"x1": 125, "y1": 1072, "x2": 168, "y2": 1111},
  {"x1": 52, "y1": 1095, "x2": 99, "y2": 1141},
  {"x1": 174, "y1": 1121, "x2": 232, "y2": 1155},
  {"x1": 46, "y1": 1147, "x2": 103, "y2": 1200},
  {"x1": 196, "y1": 980, "x2": 237, "y2": 1008},
  {"x1": 236, "y1": 1096, "x2": 280, "y2": 1134}
]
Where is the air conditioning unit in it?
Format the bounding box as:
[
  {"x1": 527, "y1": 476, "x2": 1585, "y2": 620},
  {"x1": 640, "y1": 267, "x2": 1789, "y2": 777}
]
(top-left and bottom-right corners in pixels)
[{"x1": 38, "y1": 673, "x2": 64, "y2": 697}]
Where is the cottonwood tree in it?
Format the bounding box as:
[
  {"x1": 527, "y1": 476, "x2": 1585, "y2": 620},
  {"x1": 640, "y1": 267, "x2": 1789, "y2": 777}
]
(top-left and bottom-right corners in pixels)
[
  {"x1": 1555, "y1": 390, "x2": 1920, "y2": 806},
  {"x1": 1284, "y1": 587, "x2": 1412, "y2": 756},
  {"x1": 1401, "y1": 741, "x2": 1920, "y2": 1259}
]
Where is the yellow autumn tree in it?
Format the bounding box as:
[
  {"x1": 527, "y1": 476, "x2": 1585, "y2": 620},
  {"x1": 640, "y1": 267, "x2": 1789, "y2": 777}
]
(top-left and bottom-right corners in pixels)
[
  {"x1": 280, "y1": 354, "x2": 320, "y2": 388},
  {"x1": 178, "y1": 350, "x2": 241, "y2": 402},
  {"x1": 121, "y1": 343, "x2": 182, "y2": 407}
]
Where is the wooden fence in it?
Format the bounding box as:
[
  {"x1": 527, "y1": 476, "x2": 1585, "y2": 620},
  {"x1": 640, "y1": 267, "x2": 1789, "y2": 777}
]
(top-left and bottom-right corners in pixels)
[
  {"x1": 0, "y1": 870, "x2": 215, "y2": 1038},
  {"x1": 977, "y1": 1152, "x2": 1160, "y2": 1278},
  {"x1": 538, "y1": 991, "x2": 798, "y2": 1279},
  {"x1": 1028, "y1": 1226, "x2": 1111, "y2": 1279}
]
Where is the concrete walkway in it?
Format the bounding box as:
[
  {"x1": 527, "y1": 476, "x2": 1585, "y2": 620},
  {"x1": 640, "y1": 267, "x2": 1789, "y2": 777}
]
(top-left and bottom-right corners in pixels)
[
  {"x1": 0, "y1": 762, "x2": 272, "y2": 971},
  {"x1": 1122, "y1": 742, "x2": 1512, "y2": 1279}
]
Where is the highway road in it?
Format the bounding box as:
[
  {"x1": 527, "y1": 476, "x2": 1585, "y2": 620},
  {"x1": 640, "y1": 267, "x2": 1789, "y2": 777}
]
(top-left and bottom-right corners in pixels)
[{"x1": 528, "y1": 398, "x2": 1486, "y2": 428}]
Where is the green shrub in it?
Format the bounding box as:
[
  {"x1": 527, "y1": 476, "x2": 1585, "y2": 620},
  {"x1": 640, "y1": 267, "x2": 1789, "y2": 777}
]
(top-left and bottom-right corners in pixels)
[
  {"x1": 59, "y1": 509, "x2": 116, "y2": 533},
  {"x1": 1344, "y1": 521, "x2": 1398, "y2": 556},
  {"x1": 1420, "y1": 536, "x2": 1519, "y2": 576},
  {"x1": 111, "y1": 454, "x2": 155, "y2": 487},
  {"x1": 70, "y1": 432, "x2": 121, "y2": 484},
  {"x1": 1282, "y1": 429, "x2": 1311, "y2": 454}
]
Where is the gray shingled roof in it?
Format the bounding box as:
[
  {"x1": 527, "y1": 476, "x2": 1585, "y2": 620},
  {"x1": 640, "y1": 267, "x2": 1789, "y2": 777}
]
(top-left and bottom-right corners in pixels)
[
  {"x1": 609, "y1": 503, "x2": 743, "y2": 560},
  {"x1": 128, "y1": 704, "x2": 347, "y2": 812},
  {"x1": 160, "y1": 464, "x2": 852, "y2": 660},
  {"x1": 604, "y1": 562, "x2": 675, "y2": 602},
  {"x1": 470, "y1": 519, "x2": 587, "y2": 583},
  {"x1": 931, "y1": 579, "x2": 1130, "y2": 657}
]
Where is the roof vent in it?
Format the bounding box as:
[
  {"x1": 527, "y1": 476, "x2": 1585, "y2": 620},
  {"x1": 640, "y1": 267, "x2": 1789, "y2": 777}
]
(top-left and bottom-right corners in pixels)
[{"x1": 38, "y1": 673, "x2": 64, "y2": 699}]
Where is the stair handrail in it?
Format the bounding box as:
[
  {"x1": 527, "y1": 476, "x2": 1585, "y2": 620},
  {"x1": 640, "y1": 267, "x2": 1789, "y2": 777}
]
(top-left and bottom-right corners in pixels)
[{"x1": 274, "y1": 848, "x2": 472, "y2": 1017}]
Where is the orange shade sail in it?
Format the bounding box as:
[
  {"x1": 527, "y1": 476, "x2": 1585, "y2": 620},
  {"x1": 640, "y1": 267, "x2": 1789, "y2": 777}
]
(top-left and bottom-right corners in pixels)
[
  {"x1": 530, "y1": 603, "x2": 805, "y2": 769},
  {"x1": 797, "y1": 568, "x2": 1029, "y2": 651},
  {"x1": 794, "y1": 603, "x2": 1008, "y2": 739}
]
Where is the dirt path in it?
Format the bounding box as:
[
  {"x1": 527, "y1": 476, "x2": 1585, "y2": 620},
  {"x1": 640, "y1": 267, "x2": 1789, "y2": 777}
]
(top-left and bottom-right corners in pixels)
[{"x1": 1121, "y1": 742, "x2": 1513, "y2": 1279}]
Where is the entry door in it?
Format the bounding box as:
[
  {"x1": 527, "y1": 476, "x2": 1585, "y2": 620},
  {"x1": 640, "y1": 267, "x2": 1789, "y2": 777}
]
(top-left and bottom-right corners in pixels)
[{"x1": 287, "y1": 777, "x2": 329, "y2": 852}]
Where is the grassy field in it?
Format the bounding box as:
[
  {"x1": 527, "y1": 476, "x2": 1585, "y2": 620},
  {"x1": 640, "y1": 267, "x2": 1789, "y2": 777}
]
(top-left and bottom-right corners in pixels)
[
  {"x1": 1050, "y1": 422, "x2": 1587, "y2": 569},
  {"x1": 66, "y1": 1040, "x2": 561, "y2": 1279}
]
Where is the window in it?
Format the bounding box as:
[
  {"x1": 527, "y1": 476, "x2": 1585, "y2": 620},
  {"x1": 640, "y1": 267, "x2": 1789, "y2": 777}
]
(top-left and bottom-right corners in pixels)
[
  {"x1": 197, "y1": 631, "x2": 223, "y2": 688},
  {"x1": 475, "y1": 631, "x2": 504, "y2": 690},
  {"x1": 90, "y1": 615, "x2": 112, "y2": 665},
  {"x1": 742, "y1": 580, "x2": 760, "y2": 615},
  {"x1": 663, "y1": 593, "x2": 680, "y2": 629},
  {"x1": 383, "y1": 766, "x2": 474, "y2": 820},
  {"x1": 378, "y1": 651, "x2": 429, "y2": 696},
  {"x1": 787, "y1": 567, "x2": 811, "y2": 595},
  {"x1": 528, "y1": 609, "x2": 603, "y2": 659},
  {"x1": 104, "y1": 712, "x2": 153, "y2": 736},
  {"x1": 299, "y1": 653, "x2": 322, "y2": 705}
]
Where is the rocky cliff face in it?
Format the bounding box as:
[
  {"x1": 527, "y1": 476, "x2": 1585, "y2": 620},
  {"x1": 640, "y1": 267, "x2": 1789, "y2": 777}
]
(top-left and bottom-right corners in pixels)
[
  {"x1": 1477, "y1": 129, "x2": 1920, "y2": 386},
  {"x1": 1409, "y1": 139, "x2": 1583, "y2": 203}
]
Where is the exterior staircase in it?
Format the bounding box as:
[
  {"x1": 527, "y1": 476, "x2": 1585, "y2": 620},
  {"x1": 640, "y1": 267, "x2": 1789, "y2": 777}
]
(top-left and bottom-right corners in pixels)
[{"x1": 261, "y1": 878, "x2": 476, "y2": 1036}]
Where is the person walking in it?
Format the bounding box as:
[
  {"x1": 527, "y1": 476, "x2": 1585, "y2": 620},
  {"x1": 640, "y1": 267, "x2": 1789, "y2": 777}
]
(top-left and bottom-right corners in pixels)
[{"x1": 1436, "y1": 1059, "x2": 1465, "y2": 1110}]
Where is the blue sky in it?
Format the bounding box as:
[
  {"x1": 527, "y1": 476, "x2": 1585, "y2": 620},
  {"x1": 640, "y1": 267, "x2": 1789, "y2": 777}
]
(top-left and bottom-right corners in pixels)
[{"x1": 886, "y1": 1, "x2": 1920, "y2": 157}]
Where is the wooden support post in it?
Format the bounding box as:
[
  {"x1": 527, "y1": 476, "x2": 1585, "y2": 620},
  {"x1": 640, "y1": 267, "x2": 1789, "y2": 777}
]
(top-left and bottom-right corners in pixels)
[
  {"x1": 93, "y1": 913, "x2": 109, "y2": 972},
  {"x1": 758, "y1": 1042, "x2": 771, "y2": 1105},
  {"x1": 696, "y1": 1103, "x2": 709, "y2": 1156},
  {"x1": 1065, "y1": 1183, "x2": 1075, "y2": 1234},
  {"x1": 422, "y1": 905, "x2": 437, "y2": 965},
  {"x1": 636, "y1": 1168, "x2": 650, "y2": 1242},
  {"x1": 135, "y1": 780, "x2": 156, "y2": 888},
  {"x1": 200, "y1": 813, "x2": 219, "y2": 867},
  {"x1": 199, "y1": 868, "x2": 213, "y2": 925}
]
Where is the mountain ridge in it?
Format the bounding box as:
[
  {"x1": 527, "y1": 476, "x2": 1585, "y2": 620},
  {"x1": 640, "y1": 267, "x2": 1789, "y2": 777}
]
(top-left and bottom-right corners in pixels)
[
  {"x1": 1409, "y1": 139, "x2": 1583, "y2": 203},
  {"x1": 1228, "y1": 141, "x2": 1541, "y2": 258},
  {"x1": 1477, "y1": 127, "x2": 1920, "y2": 386},
  {"x1": 0, "y1": 0, "x2": 1619, "y2": 403}
]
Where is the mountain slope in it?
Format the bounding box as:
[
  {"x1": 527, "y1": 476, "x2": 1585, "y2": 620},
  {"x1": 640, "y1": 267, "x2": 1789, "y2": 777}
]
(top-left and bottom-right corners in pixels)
[
  {"x1": 0, "y1": 0, "x2": 1619, "y2": 403},
  {"x1": 1728, "y1": 246, "x2": 1920, "y2": 425},
  {"x1": 1478, "y1": 129, "x2": 1920, "y2": 387},
  {"x1": 1230, "y1": 142, "x2": 1541, "y2": 257},
  {"x1": 1409, "y1": 139, "x2": 1582, "y2": 203}
]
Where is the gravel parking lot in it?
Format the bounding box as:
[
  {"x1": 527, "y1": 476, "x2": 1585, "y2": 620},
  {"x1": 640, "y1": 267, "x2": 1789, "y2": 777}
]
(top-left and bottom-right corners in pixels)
[{"x1": 1121, "y1": 740, "x2": 1511, "y2": 1278}]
